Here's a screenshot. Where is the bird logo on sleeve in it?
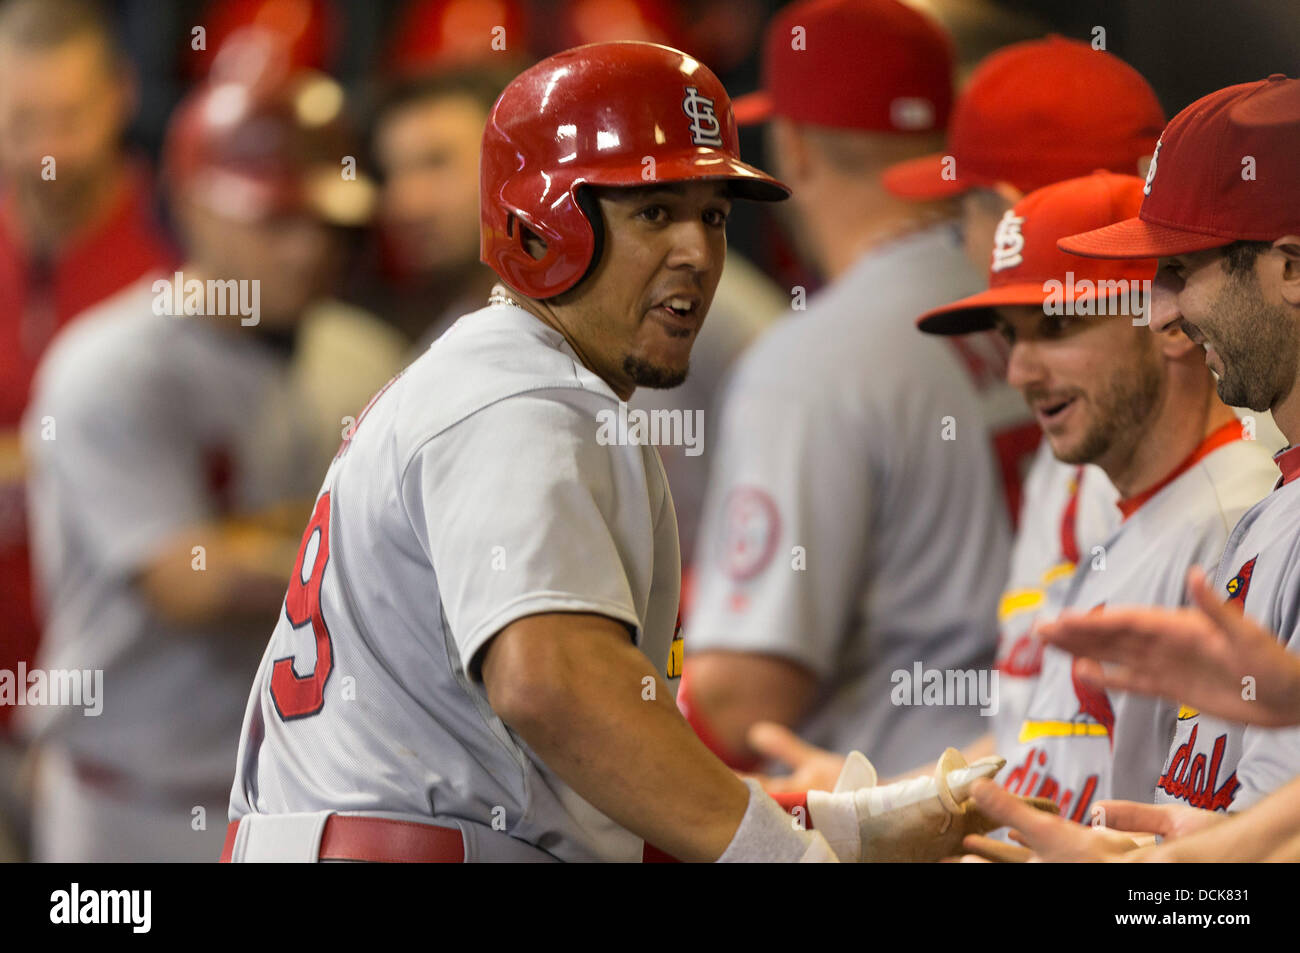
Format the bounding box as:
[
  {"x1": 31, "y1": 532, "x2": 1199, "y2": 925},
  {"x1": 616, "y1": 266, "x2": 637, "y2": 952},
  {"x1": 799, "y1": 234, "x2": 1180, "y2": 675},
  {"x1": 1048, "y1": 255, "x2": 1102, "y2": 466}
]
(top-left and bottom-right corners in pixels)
[{"x1": 1224, "y1": 555, "x2": 1257, "y2": 609}]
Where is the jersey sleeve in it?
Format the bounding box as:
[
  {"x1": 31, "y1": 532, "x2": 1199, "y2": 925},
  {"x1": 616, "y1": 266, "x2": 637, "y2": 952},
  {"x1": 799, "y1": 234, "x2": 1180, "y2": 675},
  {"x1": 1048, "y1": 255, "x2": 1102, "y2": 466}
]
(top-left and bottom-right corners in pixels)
[
  {"x1": 23, "y1": 343, "x2": 209, "y2": 583},
  {"x1": 684, "y1": 379, "x2": 871, "y2": 678},
  {"x1": 402, "y1": 388, "x2": 646, "y2": 677},
  {"x1": 1235, "y1": 549, "x2": 1300, "y2": 808}
]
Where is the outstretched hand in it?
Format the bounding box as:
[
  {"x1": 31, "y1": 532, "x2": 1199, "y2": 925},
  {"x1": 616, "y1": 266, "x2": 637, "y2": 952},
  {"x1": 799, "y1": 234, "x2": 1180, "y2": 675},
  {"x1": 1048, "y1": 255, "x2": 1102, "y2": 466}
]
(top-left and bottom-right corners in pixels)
[
  {"x1": 948, "y1": 781, "x2": 1225, "y2": 862},
  {"x1": 740, "y1": 721, "x2": 847, "y2": 793},
  {"x1": 1038, "y1": 567, "x2": 1300, "y2": 728}
]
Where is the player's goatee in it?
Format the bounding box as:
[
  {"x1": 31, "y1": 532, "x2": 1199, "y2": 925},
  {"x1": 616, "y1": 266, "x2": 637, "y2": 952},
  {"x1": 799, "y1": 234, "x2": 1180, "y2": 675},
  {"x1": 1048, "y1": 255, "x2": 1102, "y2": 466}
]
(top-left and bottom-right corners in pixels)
[{"x1": 624, "y1": 354, "x2": 689, "y2": 390}]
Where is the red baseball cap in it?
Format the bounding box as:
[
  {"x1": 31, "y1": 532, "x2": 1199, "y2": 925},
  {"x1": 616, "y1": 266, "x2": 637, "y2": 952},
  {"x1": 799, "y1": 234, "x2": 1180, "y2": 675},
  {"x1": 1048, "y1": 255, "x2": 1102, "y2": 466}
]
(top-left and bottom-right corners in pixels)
[
  {"x1": 917, "y1": 171, "x2": 1156, "y2": 335},
  {"x1": 884, "y1": 36, "x2": 1165, "y2": 199},
  {"x1": 732, "y1": 0, "x2": 953, "y2": 133},
  {"x1": 1060, "y1": 74, "x2": 1300, "y2": 259},
  {"x1": 385, "y1": 0, "x2": 533, "y2": 79}
]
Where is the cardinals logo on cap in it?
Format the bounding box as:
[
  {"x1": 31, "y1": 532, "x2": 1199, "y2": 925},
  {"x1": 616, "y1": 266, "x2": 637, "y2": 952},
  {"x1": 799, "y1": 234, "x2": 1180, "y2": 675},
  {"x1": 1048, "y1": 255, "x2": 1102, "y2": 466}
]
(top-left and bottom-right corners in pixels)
[
  {"x1": 682, "y1": 86, "x2": 723, "y2": 147},
  {"x1": 1143, "y1": 138, "x2": 1162, "y2": 196},
  {"x1": 991, "y1": 211, "x2": 1026, "y2": 272}
]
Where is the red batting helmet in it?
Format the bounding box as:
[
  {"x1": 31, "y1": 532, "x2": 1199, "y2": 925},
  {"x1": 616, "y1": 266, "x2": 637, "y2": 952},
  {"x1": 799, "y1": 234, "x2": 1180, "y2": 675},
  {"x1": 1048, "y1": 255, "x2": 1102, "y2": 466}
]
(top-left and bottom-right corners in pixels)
[
  {"x1": 164, "y1": 40, "x2": 375, "y2": 228},
  {"x1": 480, "y1": 41, "x2": 789, "y2": 299}
]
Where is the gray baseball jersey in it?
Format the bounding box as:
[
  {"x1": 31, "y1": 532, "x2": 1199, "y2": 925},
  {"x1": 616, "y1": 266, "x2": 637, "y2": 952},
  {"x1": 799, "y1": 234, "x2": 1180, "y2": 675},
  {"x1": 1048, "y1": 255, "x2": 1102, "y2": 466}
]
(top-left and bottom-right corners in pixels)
[
  {"x1": 991, "y1": 440, "x2": 1119, "y2": 761},
  {"x1": 19, "y1": 277, "x2": 321, "y2": 793},
  {"x1": 1002, "y1": 429, "x2": 1278, "y2": 819},
  {"x1": 685, "y1": 224, "x2": 1011, "y2": 775},
  {"x1": 228, "y1": 303, "x2": 682, "y2": 863},
  {"x1": 1156, "y1": 443, "x2": 1300, "y2": 812}
]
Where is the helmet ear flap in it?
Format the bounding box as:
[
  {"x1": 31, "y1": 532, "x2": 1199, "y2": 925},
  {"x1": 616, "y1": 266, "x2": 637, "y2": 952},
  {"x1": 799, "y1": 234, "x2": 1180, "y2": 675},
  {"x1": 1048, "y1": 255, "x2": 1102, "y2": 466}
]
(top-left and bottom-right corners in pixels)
[{"x1": 568, "y1": 185, "x2": 605, "y2": 294}]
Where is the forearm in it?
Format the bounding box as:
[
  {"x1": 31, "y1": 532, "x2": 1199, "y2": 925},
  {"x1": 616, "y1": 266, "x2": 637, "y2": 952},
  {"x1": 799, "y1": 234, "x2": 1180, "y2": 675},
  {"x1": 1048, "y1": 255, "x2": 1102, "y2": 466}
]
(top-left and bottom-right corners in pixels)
[
  {"x1": 683, "y1": 651, "x2": 817, "y2": 761},
  {"x1": 490, "y1": 624, "x2": 751, "y2": 861},
  {"x1": 137, "y1": 521, "x2": 302, "y2": 628}
]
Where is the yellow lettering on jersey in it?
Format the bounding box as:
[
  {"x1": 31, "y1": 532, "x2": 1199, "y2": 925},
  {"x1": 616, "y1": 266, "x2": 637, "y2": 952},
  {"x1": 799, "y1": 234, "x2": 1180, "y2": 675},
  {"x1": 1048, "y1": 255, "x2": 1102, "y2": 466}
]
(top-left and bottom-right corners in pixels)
[
  {"x1": 667, "y1": 635, "x2": 684, "y2": 679},
  {"x1": 1018, "y1": 720, "x2": 1109, "y2": 743},
  {"x1": 1041, "y1": 561, "x2": 1076, "y2": 586},
  {"x1": 998, "y1": 588, "x2": 1043, "y2": 621}
]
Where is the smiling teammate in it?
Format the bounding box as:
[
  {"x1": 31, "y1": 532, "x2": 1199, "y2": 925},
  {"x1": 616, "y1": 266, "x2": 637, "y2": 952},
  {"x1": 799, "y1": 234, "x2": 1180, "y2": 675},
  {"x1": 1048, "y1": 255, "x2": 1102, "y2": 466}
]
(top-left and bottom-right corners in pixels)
[
  {"x1": 747, "y1": 173, "x2": 1280, "y2": 819},
  {"x1": 914, "y1": 171, "x2": 1278, "y2": 817}
]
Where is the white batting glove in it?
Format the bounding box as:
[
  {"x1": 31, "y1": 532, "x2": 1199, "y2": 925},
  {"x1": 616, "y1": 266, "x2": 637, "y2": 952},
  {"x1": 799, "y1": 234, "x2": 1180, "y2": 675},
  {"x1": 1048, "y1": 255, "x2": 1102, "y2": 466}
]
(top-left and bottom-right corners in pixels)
[{"x1": 805, "y1": 748, "x2": 1007, "y2": 862}]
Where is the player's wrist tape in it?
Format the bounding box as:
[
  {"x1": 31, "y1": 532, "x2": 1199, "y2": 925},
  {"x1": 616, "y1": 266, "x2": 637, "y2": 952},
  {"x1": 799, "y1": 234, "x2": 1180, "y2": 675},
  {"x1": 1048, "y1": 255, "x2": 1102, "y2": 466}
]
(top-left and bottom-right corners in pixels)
[
  {"x1": 717, "y1": 779, "x2": 837, "y2": 863},
  {"x1": 805, "y1": 748, "x2": 1008, "y2": 862}
]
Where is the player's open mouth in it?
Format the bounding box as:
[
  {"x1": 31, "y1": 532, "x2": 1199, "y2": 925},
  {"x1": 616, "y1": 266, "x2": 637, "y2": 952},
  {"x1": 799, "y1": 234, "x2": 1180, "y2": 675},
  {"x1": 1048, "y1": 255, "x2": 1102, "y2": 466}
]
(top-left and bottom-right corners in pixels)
[
  {"x1": 1181, "y1": 321, "x2": 1216, "y2": 360},
  {"x1": 649, "y1": 296, "x2": 701, "y2": 336},
  {"x1": 1034, "y1": 396, "x2": 1077, "y2": 425}
]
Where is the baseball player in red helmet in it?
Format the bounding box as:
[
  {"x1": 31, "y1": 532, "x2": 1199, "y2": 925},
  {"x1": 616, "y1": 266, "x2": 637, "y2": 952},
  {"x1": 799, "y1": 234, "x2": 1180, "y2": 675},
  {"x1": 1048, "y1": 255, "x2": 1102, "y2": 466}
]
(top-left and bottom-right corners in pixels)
[
  {"x1": 223, "y1": 40, "x2": 1053, "y2": 864},
  {"x1": 224, "y1": 41, "x2": 825, "y2": 863}
]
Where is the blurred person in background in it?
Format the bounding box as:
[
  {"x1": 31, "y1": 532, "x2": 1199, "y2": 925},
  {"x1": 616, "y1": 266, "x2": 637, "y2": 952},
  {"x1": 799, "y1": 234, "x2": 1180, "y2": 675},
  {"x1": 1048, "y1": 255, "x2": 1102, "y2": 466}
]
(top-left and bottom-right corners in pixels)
[
  {"x1": 680, "y1": 0, "x2": 1010, "y2": 778},
  {"x1": 18, "y1": 43, "x2": 378, "y2": 861},
  {"x1": 366, "y1": 67, "x2": 519, "y2": 349},
  {"x1": 0, "y1": 0, "x2": 176, "y2": 860}
]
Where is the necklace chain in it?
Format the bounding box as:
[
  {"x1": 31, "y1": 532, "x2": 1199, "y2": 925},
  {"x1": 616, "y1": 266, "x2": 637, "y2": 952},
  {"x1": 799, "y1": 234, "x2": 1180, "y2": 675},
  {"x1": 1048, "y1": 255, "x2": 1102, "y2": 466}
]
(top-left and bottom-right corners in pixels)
[{"x1": 488, "y1": 285, "x2": 522, "y2": 309}]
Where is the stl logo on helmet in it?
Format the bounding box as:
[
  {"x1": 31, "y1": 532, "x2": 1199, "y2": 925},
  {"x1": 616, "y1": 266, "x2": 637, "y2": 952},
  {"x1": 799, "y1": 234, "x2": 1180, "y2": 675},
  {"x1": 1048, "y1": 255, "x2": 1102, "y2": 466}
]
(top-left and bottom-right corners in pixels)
[
  {"x1": 682, "y1": 86, "x2": 724, "y2": 147},
  {"x1": 991, "y1": 211, "x2": 1027, "y2": 272}
]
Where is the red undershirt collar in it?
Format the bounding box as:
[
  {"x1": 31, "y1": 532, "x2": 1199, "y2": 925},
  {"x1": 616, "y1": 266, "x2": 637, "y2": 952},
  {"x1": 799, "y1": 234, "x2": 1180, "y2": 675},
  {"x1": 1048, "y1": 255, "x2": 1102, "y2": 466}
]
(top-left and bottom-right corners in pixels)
[
  {"x1": 1275, "y1": 445, "x2": 1300, "y2": 488},
  {"x1": 1116, "y1": 419, "x2": 1245, "y2": 521}
]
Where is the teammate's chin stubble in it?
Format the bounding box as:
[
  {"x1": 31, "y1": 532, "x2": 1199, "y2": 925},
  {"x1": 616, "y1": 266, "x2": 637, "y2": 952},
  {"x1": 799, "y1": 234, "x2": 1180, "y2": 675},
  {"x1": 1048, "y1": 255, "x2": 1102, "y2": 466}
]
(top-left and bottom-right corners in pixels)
[
  {"x1": 1054, "y1": 340, "x2": 1164, "y2": 467},
  {"x1": 1206, "y1": 270, "x2": 1298, "y2": 412}
]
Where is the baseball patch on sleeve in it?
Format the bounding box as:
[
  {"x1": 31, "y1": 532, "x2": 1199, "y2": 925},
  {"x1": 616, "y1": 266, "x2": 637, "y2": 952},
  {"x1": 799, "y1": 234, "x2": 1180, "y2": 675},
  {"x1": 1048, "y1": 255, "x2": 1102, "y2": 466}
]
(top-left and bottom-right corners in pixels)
[{"x1": 719, "y1": 486, "x2": 780, "y2": 581}]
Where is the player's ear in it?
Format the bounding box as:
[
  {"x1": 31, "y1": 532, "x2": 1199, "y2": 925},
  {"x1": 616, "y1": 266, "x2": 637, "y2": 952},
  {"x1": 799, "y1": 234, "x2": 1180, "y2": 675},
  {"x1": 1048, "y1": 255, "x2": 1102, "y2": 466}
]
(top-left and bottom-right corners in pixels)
[
  {"x1": 1274, "y1": 235, "x2": 1300, "y2": 307},
  {"x1": 517, "y1": 220, "x2": 547, "y2": 260}
]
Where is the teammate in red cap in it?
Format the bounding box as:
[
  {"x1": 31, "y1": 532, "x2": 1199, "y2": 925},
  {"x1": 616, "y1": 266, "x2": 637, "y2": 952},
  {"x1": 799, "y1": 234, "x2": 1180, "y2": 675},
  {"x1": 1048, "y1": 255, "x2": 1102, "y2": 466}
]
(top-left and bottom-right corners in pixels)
[
  {"x1": 745, "y1": 172, "x2": 1279, "y2": 825},
  {"x1": 744, "y1": 35, "x2": 1177, "y2": 791},
  {"x1": 954, "y1": 75, "x2": 1300, "y2": 862},
  {"x1": 917, "y1": 171, "x2": 1276, "y2": 822},
  {"x1": 885, "y1": 36, "x2": 1169, "y2": 522}
]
